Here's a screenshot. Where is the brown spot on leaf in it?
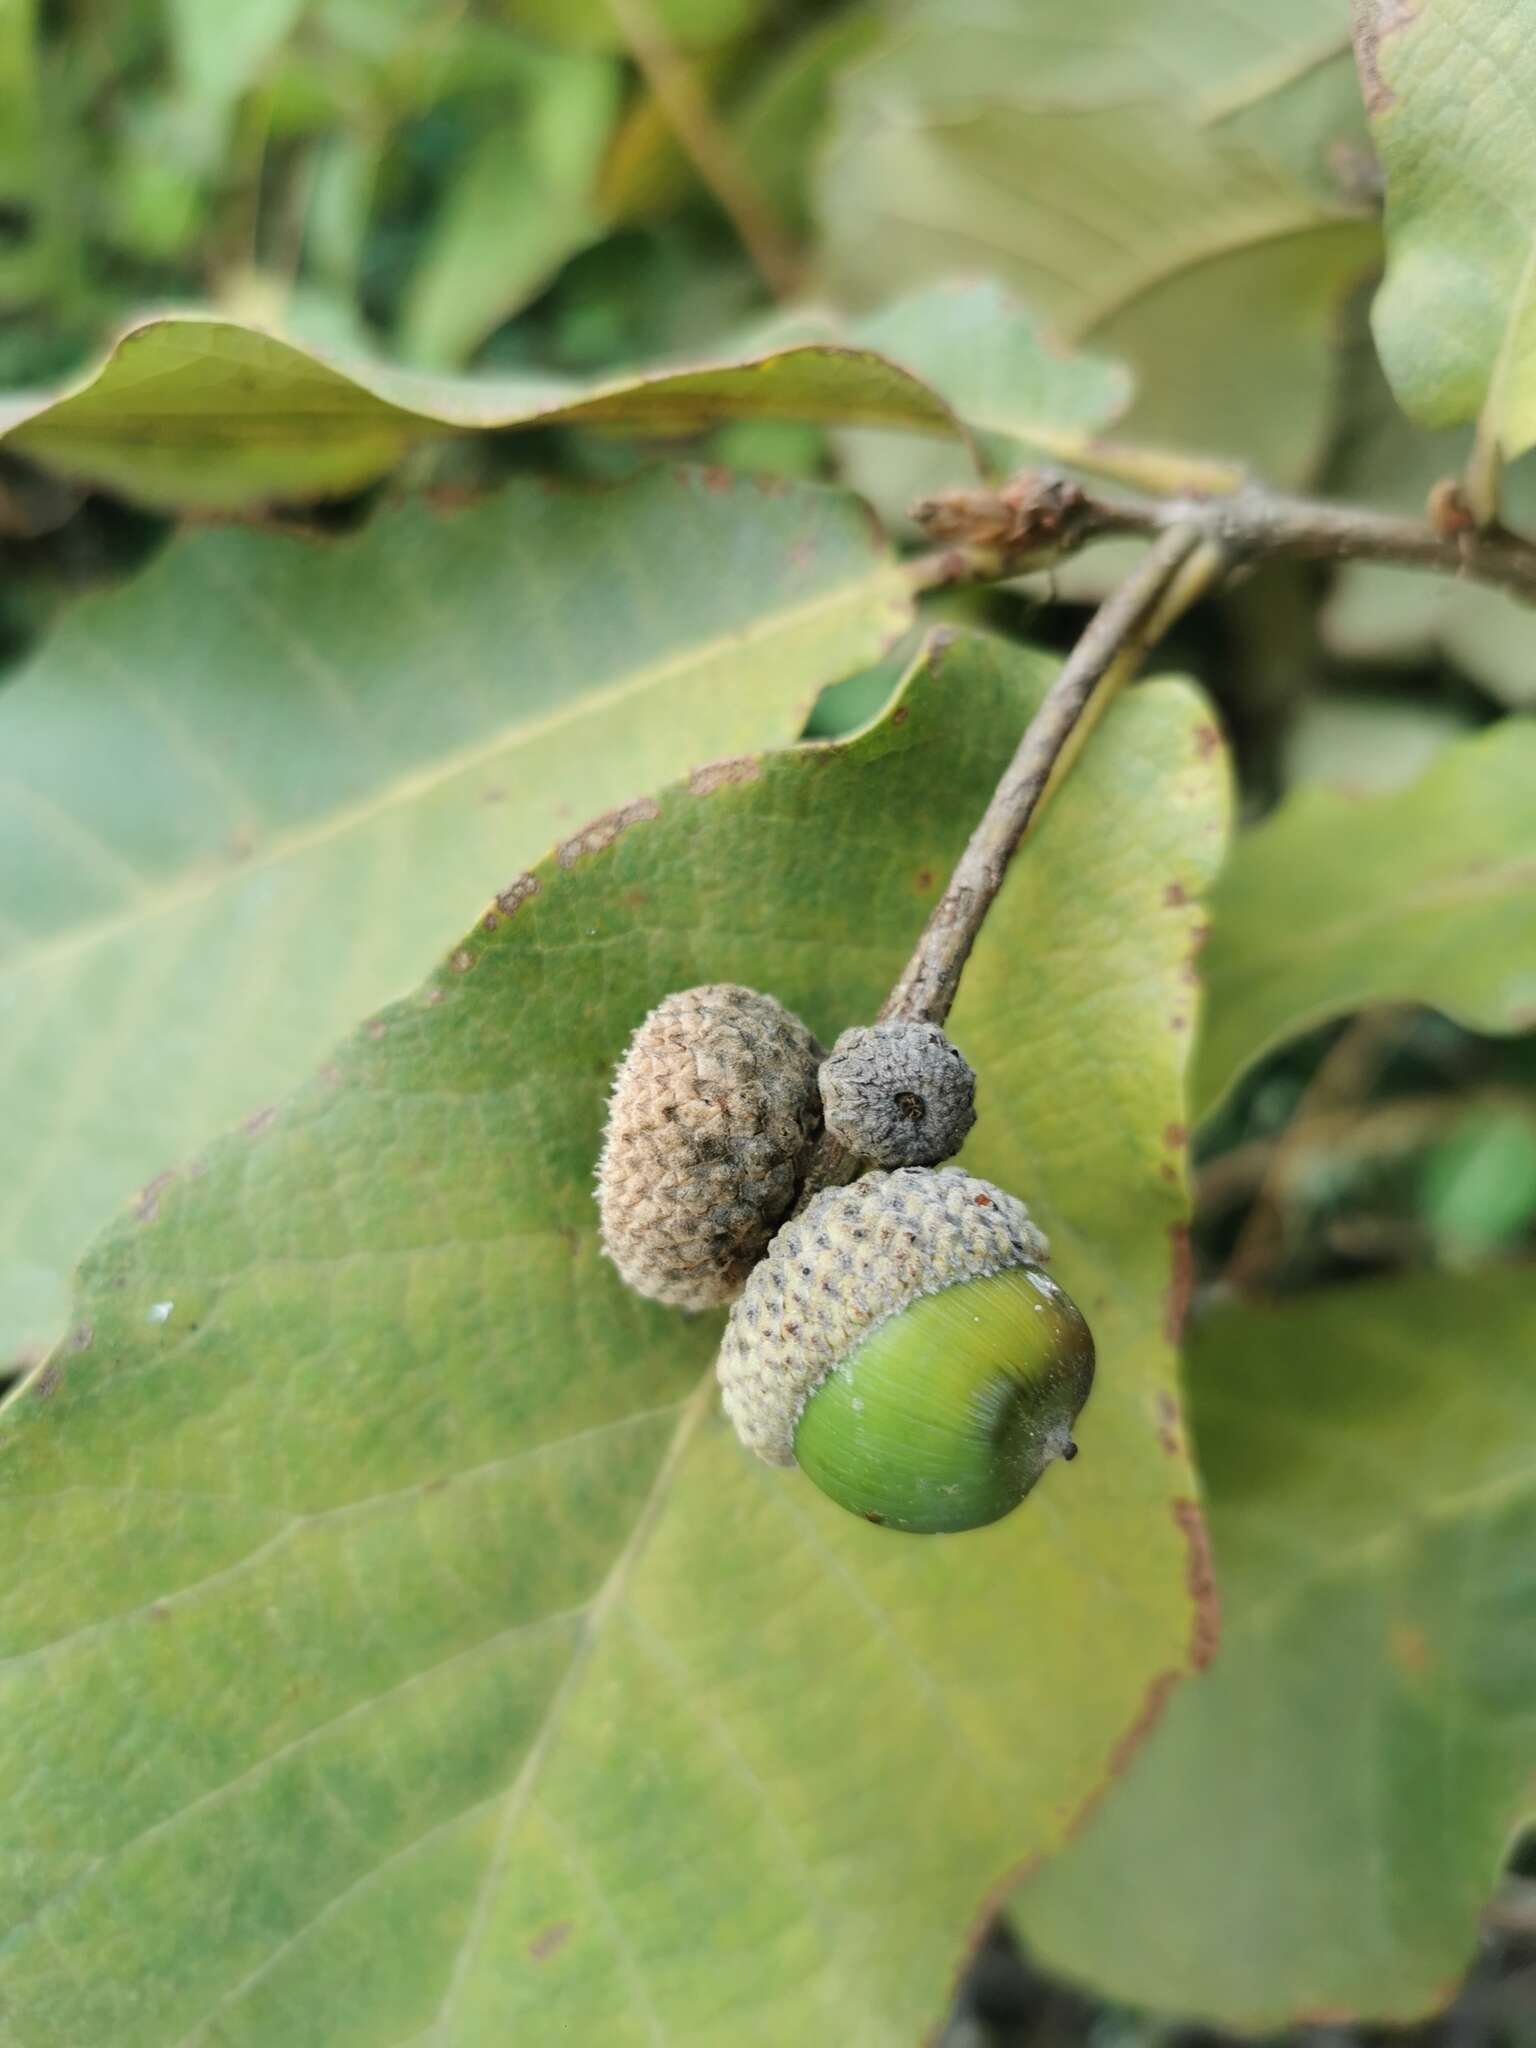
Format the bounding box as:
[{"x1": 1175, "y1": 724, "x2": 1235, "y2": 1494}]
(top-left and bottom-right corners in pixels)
[
  {"x1": 481, "y1": 911, "x2": 499, "y2": 933},
  {"x1": 134, "y1": 1171, "x2": 177, "y2": 1224},
  {"x1": 1351, "y1": 0, "x2": 1421, "y2": 114},
  {"x1": 1099, "y1": 1668, "x2": 1182, "y2": 1800},
  {"x1": 1163, "y1": 1222, "x2": 1194, "y2": 1344},
  {"x1": 690, "y1": 755, "x2": 761, "y2": 796},
  {"x1": 557, "y1": 797, "x2": 660, "y2": 868},
  {"x1": 497, "y1": 873, "x2": 540, "y2": 917},
  {"x1": 320, "y1": 1063, "x2": 343, "y2": 1087},
  {"x1": 426, "y1": 987, "x2": 445, "y2": 1006},
  {"x1": 1154, "y1": 1389, "x2": 1184, "y2": 1458},
  {"x1": 244, "y1": 1106, "x2": 277, "y2": 1138},
  {"x1": 451, "y1": 949, "x2": 474, "y2": 974},
  {"x1": 366, "y1": 1019, "x2": 387, "y2": 1040},
  {"x1": 148, "y1": 1601, "x2": 172, "y2": 1624},
  {"x1": 1163, "y1": 880, "x2": 1189, "y2": 907},
  {"x1": 528, "y1": 1920, "x2": 573, "y2": 1963},
  {"x1": 1169, "y1": 1014, "x2": 1189, "y2": 1033},
  {"x1": 1164, "y1": 1123, "x2": 1187, "y2": 1151},
  {"x1": 481, "y1": 785, "x2": 506, "y2": 805},
  {"x1": 890, "y1": 704, "x2": 909, "y2": 726},
  {"x1": 1390, "y1": 1622, "x2": 1433, "y2": 1675},
  {"x1": 1172, "y1": 1497, "x2": 1221, "y2": 1669},
  {"x1": 1193, "y1": 722, "x2": 1220, "y2": 760},
  {"x1": 33, "y1": 1362, "x2": 62, "y2": 1401},
  {"x1": 701, "y1": 465, "x2": 733, "y2": 494}
]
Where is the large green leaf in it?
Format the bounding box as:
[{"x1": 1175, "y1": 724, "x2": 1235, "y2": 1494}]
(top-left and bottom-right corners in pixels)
[
  {"x1": 1195, "y1": 721, "x2": 1536, "y2": 1118},
  {"x1": 816, "y1": 0, "x2": 1379, "y2": 485},
  {"x1": 0, "y1": 465, "x2": 908, "y2": 1366},
  {"x1": 1018, "y1": 1266, "x2": 1536, "y2": 2026},
  {"x1": 0, "y1": 316, "x2": 959, "y2": 511},
  {"x1": 0, "y1": 635, "x2": 1230, "y2": 2045},
  {"x1": 1357, "y1": 0, "x2": 1536, "y2": 464}
]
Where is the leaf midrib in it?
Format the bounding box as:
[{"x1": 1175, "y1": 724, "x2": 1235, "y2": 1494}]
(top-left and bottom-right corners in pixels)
[{"x1": 425, "y1": 1373, "x2": 716, "y2": 2041}]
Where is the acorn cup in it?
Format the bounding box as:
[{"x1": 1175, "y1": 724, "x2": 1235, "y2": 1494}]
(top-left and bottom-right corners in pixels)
[
  {"x1": 596, "y1": 984, "x2": 823, "y2": 1310},
  {"x1": 817, "y1": 1019, "x2": 977, "y2": 1167},
  {"x1": 716, "y1": 1167, "x2": 1095, "y2": 1534}
]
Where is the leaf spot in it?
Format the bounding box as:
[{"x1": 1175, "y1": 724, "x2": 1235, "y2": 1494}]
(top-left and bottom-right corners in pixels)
[
  {"x1": 690, "y1": 756, "x2": 762, "y2": 796},
  {"x1": 1163, "y1": 1222, "x2": 1193, "y2": 1343},
  {"x1": 1154, "y1": 1390, "x2": 1184, "y2": 1458},
  {"x1": 1351, "y1": 0, "x2": 1421, "y2": 115},
  {"x1": 1171, "y1": 1497, "x2": 1221, "y2": 1669},
  {"x1": 528, "y1": 1920, "x2": 574, "y2": 1963},
  {"x1": 1390, "y1": 1622, "x2": 1434, "y2": 1675},
  {"x1": 134, "y1": 1171, "x2": 177, "y2": 1223},
  {"x1": 496, "y1": 873, "x2": 540, "y2": 917},
  {"x1": 557, "y1": 797, "x2": 660, "y2": 868}
]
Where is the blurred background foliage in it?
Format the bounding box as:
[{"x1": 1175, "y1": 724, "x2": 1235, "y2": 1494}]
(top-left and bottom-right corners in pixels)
[{"x1": 2, "y1": 2, "x2": 1534, "y2": 2042}]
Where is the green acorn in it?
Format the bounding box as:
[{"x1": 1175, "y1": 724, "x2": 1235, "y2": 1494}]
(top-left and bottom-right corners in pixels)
[{"x1": 716, "y1": 1167, "x2": 1094, "y2": 1534}]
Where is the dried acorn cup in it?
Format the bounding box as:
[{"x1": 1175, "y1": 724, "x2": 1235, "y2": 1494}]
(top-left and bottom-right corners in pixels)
[
  {"x1": 597, "y1": 984, "x2": 822, "y2": 1309},
  {"x1": 717, "y1": 1167, "x2": 1095, "y2": 1534}
]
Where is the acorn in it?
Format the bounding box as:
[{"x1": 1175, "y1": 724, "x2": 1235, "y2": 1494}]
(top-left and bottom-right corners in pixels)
[
  {"x1": 716, "y1": 1167, "x2": 1094, "y2": 1534},
  {"x1": 597, "y1": 984, "x2": 822, "y2": 1309},
  {"x1": 818, "y1": 1020, "x2": 977, "y2": 1167}
]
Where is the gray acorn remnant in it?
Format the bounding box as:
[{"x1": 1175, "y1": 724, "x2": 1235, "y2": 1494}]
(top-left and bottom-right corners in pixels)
[{"x1": 818, "y1": 1020, "x2": 977, "y2": 1168}]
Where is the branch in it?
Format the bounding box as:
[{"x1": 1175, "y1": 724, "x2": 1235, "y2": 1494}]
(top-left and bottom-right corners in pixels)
[
  {"x1": 882, "y1": 524, "x2": 1221, "y2": 1024},
  {"x1": 603, "y1": 0, "x2": 801, "y2": 301},
  {"x1": 910, "y1": 470, "x2": 1536, "y2": 608},
  {"x1": 795, "y1": 523, "x2": 1228, "y2": 1206}
]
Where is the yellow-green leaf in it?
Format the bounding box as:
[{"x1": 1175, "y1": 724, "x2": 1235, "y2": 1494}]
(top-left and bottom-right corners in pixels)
[
  {"x1": 1018, "y1": 1266, "x2": 1536, "y2": 2027},
  {"x1": 0, "y1": 315, "x2": 959, "y2": 511},
  {"x1": 0, "y1": 634, "x2": 1230, "y2": 2045}
]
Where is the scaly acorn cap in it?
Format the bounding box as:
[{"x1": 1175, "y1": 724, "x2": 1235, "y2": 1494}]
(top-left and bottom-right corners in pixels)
[
  {"x1": 818, "y1": 1020, "x2": 977, "y2": 1167},
  {"x1": 597, "y1": 984, "x2": 823, "y2": 1310},
  {"x1": 717, "y1": 1167, "x2": 1094, "y2": 1534}
]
